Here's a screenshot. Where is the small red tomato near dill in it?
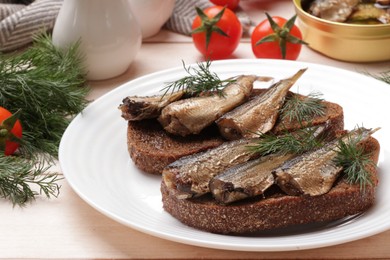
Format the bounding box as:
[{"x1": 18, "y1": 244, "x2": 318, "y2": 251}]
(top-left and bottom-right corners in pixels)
[
  {"x1": 0, "y1": 107, "x2": 22, "y2": 156},
  {"x1": 191, "y1": 6, "x2": 242, "y2": 60},
  {"x1": 251, "y1": 13, "x2": 307, "y2": 60}
]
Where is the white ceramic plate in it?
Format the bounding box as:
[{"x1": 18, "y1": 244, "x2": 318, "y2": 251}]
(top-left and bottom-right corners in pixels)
[{"x1": 59, "y1": 59, "x2": 390, "y2": 252}]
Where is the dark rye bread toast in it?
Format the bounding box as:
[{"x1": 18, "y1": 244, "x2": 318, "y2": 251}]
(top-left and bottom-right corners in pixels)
[
  {"x1": 161, "y1": 136, "x2": 380, "y2": 234},
  {"x1": 127, "y1": 91, "x2": 344, "y2": 174}
]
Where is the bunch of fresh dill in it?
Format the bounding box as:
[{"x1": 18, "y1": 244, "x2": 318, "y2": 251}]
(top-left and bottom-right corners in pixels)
[{"x1": 0, "y1": 33, "x2": 89, "y2": 206}]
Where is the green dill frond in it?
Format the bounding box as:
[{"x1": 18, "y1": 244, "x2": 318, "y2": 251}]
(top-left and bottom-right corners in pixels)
[
  {"x1": 0, "y1": 33, "x2": 89, "y2": 160},
  {"x1": 0, "y1": 33, "x2": 88, "y2": 206},
  {"x1": 161, "y1": 60, "x2": 235, "y2": 97},
  {"x1": 334, "y1": 134, "x2": 375, "y2": 190},
  {"x1": 280, "y1": 91, "x2": 326, "y2": 123},
  {"x1": 248, "y1": 126, "x2": 325, "y2": 156},
  {"x1": 0, "y1": 155, "x2": 62, "y2": 206}
]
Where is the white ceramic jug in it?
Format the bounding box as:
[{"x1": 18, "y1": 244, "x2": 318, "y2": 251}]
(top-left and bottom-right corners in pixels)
[
  {"x1": 52, "y1": 0, "x2": 142, "y2": 80},
  {"x1": 129, "y1": 0, "x2": 175, "y2": 39}
]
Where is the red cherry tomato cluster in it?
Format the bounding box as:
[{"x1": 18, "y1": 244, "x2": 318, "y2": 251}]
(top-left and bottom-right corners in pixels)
[
  {"x1": 0, "y1": 107, "x2": 23, "y2": 156},
  {"x1": 191, "y1": 2, "x2": 306, "y2": 60}
]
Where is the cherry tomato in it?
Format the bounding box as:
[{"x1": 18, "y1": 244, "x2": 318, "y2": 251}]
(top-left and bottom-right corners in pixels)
[
  {"x1": 192, "y1": 6, "x2": 242, "y2": 60},
  {"x1": 209, "y1": 0, "x2": 240, "y2": 11},
  {"x1": 251, "y1": 13, "x2": 307, "y2": 60},
  {"x1": 0, "y1": 107, "x2": 22, "y2": 155}
]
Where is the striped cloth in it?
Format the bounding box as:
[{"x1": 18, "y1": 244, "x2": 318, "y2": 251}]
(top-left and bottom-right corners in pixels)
[
  {"x1": 0, "y1": 0, "x2": 252, "y2": 52},
  {"x1": 165, "y1": 0, "x2": 212, "y2": 35},
  {"x1": 0, "y1": 0, "x2": 62, "y2": 52}
]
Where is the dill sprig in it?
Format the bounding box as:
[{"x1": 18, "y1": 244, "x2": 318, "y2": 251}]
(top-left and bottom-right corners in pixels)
[
  {"x1": 249, "y1": 126, "x2": 325, "y2": 156},
  {"x1": 0, "y1": 33, "x2": 89, "y2": 159},
  {"x1": 280, "y1": 91, "x2": 326, "y2": 123},
  {"x1": 364, "y1": 69, "x2": 390, "y2": 85},
  {"x1": 250, "y1": 91, "x2": 328, "y2": 156},
  {"x1": 162, "y1": 60, "x2": 235, "y2": 97},
  {"x1": 0, "y1": 155, "x2": 62, "y2": 206},
  {"x1": 0, "y1": 33, "x2": 89, "y2": 205},
  {"x1": 334, "y1": 134, "x2": 375, "y2": 190}
]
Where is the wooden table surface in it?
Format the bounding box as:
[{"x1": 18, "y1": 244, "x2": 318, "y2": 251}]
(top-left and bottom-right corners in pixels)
[{"x1": 2, "y1": 1, "x2": 390, "y2": 259}]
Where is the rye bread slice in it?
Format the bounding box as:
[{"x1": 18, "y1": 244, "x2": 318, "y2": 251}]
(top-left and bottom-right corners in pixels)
[
  {"x1": 127, "y1": 120, "x2": 225, "y2": 175},
  {"x1": 126, "y1": 94, "x2": 344, "y2": 175},
  {"x1": 161, "y1": 136, "x2": 380, "y2": 234}
]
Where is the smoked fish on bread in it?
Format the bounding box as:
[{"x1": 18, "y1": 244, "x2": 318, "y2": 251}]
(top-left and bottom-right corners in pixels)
[
  {"x1": 124, "y1": 91, "x2": 344, "y2": 175},
  {"x1": 121, "y1": 68, "x2": 343, "y2": 175},
  {"x1": 119, "y1": 66, "x2": 380, "y2": 235},
  {"x1": 161, "y1": 131, "x2": 380, "y2": 234}
]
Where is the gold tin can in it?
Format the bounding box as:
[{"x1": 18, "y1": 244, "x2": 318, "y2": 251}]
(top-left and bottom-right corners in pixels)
[{"x1": 293, "y1": 0, "x2": 390, "y2": 62}]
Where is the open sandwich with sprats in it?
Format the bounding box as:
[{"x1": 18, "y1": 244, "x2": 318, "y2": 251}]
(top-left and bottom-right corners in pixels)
[{"x1": 119, "y1": 62, "x2": 381, "y2": 234}]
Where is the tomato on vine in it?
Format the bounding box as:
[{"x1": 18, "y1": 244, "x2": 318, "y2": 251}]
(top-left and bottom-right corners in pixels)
[
  {"x1": 191, "y1": 6, "x2": 242, "y2": 60},
  {"x1": 0, "y1": 107, "x2": 22, "y2": 155},
  {"x1": 251, "y1": 13, "x2": 307, "y2": 60}
]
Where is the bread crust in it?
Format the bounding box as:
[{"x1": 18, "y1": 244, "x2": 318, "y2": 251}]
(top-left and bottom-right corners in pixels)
[
  {"x1": 127, "y1": 119, "x2": 225, "y2": 174},
  {"x1": 161, "y1": 137, "x2": 380, "y2": 234},
  {"x1": 127, "y1": 92, "x2": 344, "y2": 175}
]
